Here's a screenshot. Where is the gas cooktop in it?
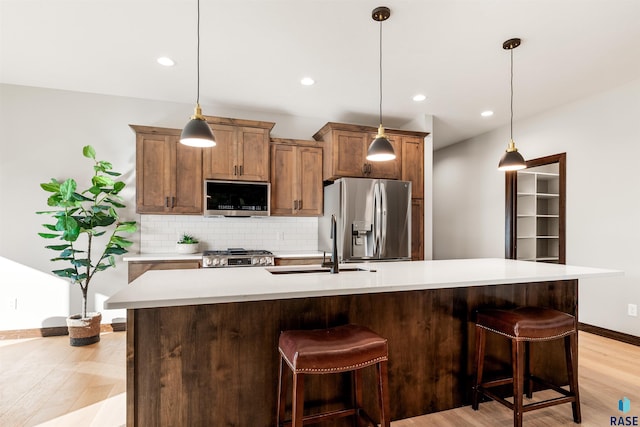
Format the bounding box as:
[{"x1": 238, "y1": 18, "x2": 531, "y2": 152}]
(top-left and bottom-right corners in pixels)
[{"x1": 202, "y1": 248, "x2": 274, "y2": 268}]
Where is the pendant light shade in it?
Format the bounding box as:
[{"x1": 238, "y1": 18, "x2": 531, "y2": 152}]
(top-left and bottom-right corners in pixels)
[
  {"x1": 180, "y1": 0, "x2": 215, "y2": 148},
  {"x1": 498, "y1": 38, "x2": 525, "y2": 171},
  {"x1": 367, "y1": 6, "x2": 395, "y2": 162}
]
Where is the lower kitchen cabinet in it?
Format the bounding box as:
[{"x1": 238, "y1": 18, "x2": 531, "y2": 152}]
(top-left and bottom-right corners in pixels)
[
  {"x1": 270, "y1": 139, "x2": 323, "y2": 216},
  {"x1": 128, "y1": 260, "x2": 201, "y2": 283}
]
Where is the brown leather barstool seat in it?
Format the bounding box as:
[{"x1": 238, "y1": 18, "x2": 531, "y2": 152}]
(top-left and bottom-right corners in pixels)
[
  {"x1": 472, "y1": 307, "x2": 581, "y2": 427},
  {"x1": 277, "y1": 324, "x2": 390, "y2": 427}
]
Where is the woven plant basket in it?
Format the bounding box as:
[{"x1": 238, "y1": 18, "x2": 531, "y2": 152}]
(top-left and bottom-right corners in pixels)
[{"x1": 66, "y1": 312, "x2": 102, "y2": 346}]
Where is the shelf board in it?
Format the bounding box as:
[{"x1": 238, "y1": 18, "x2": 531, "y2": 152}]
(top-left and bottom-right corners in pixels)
[
  {"x1": 517, "y1": 235, "x2": 559, "y2": 239},
  {"x1": 537, "y1": 193, "x2": 559, "y2": 199}
]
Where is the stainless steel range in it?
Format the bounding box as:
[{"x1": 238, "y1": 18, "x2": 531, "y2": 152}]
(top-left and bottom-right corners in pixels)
[{"x1": 202, "y1": 248, "x2": 274, "y2": 268}]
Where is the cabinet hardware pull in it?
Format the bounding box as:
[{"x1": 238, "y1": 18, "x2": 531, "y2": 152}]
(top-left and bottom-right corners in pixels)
[
  {"x1": 171, "y1": 197, "x2": 175, "y2": 208},
  {"x1": 299, "y1": 200, "x2": 303, "y2": 210},
  {"x1": 294, "y1": 200, "x2": 298, "y2": 210},
  {"x1": 234, "y1": 165, "x2": 238, "y2": 175},
  {"x1": 362, "y1": 164, "x2": 367, "y2": 174},
  {"x1": 165, "y1": 197, "x2": 169, "y2": 207}
]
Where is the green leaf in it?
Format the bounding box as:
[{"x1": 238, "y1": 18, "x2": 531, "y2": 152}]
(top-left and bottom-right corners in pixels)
[
  {"x1": 92, "y1": 230, "x2": 106, "y2": 237},
  {"x1": 55, "y1": 216, "x2": 80, "y2": 241},
  {"x1": 83, "y1": 145, "x2": 96, "y2": 160},
  {"x1": 88, "y1": 186, "x2": 102, "y2": 195},
  {"x1": 45, "y1": 244, "x2": 71, "y2": 250},
  {"x1": 112, "y1": 236, "x2": 134, "y2": 247},
  {"x1": 95, "y1": 263, "x2": 111, "y2": 271},
  {"x1": 113, "y1": 181, "x2": 125, "y2": 193},
  {"x1": 51, "y1": 257, "x2": 74, "y2": 262},
  {"x1": 97, "y1": 160, "x2": 113, "y2": 171},
  {"x1": 116, "y1": 222, "x2": 137, "y2": 233},
  {"x1": 52, "y1": 268, "x2": 77, "y2": 278},
  {"x1": 41, "y1": 224, "x2": 57, "y2": 231},
  {"x1": 106, "y1": 199, "x2": 126, "y2": 208},
  {"x1": 93, "y1": 175, "x2": 114, "y2": 187},
  {"x1": 71, "y1": 258, "x2": 91, "y2": 267},
  {"x1": 59, "y1": 179, "x2": 76, "y2": 201},
  {"x1": 105, "y1": 247, "x2": 127, "y2": 255},
  {"x1": 40, "y1": 182, "x2": 60, "y2": 193},
  {"x1": 72, "y1": 192, "x2": 93, "y2": 202},
  {"x1": 104, "y1": 170, "x2": 121, "y2": 177},
  {"x1": 38, "y1": 232, "x2": 60, "y2": 239}
]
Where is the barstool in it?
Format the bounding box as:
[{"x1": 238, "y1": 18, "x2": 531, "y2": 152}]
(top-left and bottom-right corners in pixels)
[
  {"x1": 472, "y1": 307, "x2": 581, "y2": 427},
  {"x1": 277, "y1": 324, "x2": 391, "y2": 427}
]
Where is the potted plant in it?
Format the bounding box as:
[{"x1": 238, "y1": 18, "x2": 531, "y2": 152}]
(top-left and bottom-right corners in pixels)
[
  {"x1": 37, "y1": 145, "x2": 137, "y2": 346},
  {"x1": 176, "y1": 233, "x2": 200, "y2": 254}
]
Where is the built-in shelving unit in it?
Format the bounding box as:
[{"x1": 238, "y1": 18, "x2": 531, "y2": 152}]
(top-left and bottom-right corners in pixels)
[
  {"x1": 516, "y1": 164, "x2": 560, "y2": 262},
  {"x1": 506, "y1": 153, "x2": 566, "y2": 264}
]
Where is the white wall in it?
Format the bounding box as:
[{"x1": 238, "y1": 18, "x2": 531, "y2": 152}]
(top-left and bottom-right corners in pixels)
[
  {"x1": 0, "y1": 83, "x2": 433, "y2": 330},
  {"x1": 433, "y1": 77, "x2": 640, "y2": 336}
]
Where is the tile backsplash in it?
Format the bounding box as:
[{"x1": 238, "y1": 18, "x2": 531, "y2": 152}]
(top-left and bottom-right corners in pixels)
[{"x1": 140, "y1": 215, "x2": 319, "y2": 254}]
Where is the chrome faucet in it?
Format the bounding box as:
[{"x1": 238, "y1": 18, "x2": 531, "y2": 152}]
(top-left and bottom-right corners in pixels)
[{"x1": 322, "y1": 214, "x2": 339, "y2": 274}]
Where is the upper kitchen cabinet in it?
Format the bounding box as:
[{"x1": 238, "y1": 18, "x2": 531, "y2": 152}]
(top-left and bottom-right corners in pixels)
[
  {"x1": 270, "y1": 139, "x2": 323, "y2": 216},
  {"x1": 401, "y1": 136, "x2": 424, "y2": 199},
  {"x1": 506, "y1": 153, "x2": 566, "y2": 264},
  {"x1": 313, "y1": 123, "x2": 400, "y2": 180},
  {"x1": 132, "y1": 125, "x2": 203, "y2": 214},
  {"x1": 313, "y1": 122, "x2": 428, "y2": 182},
  {"x1": 202, "y1": 116, "x2": 275, "y2": 182}
]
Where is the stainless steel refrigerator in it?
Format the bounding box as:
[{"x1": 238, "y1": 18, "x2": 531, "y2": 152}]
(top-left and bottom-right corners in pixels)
[{"x1": 319, "y1": 178, "x2": 411, "y2": 262}]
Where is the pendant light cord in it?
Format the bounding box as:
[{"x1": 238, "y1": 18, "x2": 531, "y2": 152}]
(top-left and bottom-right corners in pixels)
[
  {"x1": 379, "y1": 19, "x2": 383, "y2": 126},
  {"x1": 510, "y1": 47, "x2": 513, "y2": 142},
  {"x1": 196, "y1": 0, "x2": 201, "y2": 105}
]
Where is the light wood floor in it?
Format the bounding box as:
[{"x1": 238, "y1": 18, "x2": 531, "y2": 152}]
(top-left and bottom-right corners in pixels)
[{"x1": 0, "y1": 331, "x2": 638, "y2": 426}]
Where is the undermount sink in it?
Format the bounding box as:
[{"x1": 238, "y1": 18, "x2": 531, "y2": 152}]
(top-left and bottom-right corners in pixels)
[{"x1": 266, "y1": 265, "x2": 376, "y2": 275}]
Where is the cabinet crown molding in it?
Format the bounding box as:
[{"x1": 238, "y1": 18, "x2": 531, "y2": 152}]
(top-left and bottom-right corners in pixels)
[{"x1": 313, "y1": 122, "x2": 429, "y2": 141}]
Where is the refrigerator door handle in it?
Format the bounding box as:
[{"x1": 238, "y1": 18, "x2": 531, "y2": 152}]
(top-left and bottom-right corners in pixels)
[
  {"x1": 380, "y1": 182, "x2": 388, "y2": 256},
  {"x1": 373, "y1": 181, "x2": 381, "y2": 257}
]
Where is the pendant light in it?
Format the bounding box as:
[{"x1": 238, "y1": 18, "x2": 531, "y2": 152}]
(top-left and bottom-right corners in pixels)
[
  {"x1": 180, "y1": 0, "x2": 216, "y2": 148},
  {"x1": 498, "y1": 38, "x2": 526, "y2": 171},
  {"x1": 366, "y1": 6, "x2": 395, "y2": 162}
]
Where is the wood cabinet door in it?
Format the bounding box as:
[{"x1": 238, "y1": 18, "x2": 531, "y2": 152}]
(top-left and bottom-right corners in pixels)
[
  {"x1": 297, "y1": 146, "x2": 323, "y2": 215},
  {"x1": 270, "y1": 143, "x2": 296, "y2": 215},
  {"x1": 331, "y1": 130, "x2": 368, "y2": 178},
  {"x1": 172, "y1": 138, "x2": 203, "y2": 214},
  {"x1": 367, "y1": 132, "x2": 402, "y2": 179},
  {"x1": 237, "y1": 127, "x2": 269, "y2": 181},
  {"x1": 402, "y1": 136, "x2": 424, "y2": 198},
  {"x1": 203, "y1": 124, "x2": 236, "y2": 179},
  {"x1": 136, "y1": 134, "x2": 172, "y2": 213},
  {"x1": 411, "y1": 198, "x2": 424, "y2": 260}
]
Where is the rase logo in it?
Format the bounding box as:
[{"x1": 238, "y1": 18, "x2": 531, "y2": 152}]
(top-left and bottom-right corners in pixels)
[{"x1": 611, "y1": 397, "x2": 638, "y2": 426}]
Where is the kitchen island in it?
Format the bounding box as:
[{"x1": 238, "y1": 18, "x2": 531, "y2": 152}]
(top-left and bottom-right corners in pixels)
[{"x1": 105, "y1": 259, "x2": 620, "y2": 426}]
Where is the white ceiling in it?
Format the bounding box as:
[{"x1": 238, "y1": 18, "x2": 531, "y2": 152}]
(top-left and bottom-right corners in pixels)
[{"x1": 2, "y1": 0, "x2": 640, "y2": 149}]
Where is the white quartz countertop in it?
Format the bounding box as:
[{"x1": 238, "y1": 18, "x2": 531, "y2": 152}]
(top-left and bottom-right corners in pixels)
[{"x1": 104, "y1": 258, "x2": 622, "y2": 310}]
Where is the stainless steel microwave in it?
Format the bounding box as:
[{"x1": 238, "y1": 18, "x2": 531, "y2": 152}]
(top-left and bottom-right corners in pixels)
[{"x1": 204, "y1": 180, "x2": 270, "y2": 217}]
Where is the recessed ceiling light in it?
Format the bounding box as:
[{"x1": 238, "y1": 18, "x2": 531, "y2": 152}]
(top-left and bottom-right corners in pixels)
[
  {"x1": 300, "y1": 77, "x2": 315, "y2": 86},
  {"x1": 157, "y1": 57, "x2": 175, "y2": 67},
  {"x1": 412, "y1": 94, "x2": 426, "y2": 102},
  {"x1": 481, "y1": 110, "x2": 494, "y2": 117}
]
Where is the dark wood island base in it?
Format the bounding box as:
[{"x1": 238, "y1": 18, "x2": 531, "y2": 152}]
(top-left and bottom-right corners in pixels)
[{"x1": 126, "y1": 279, "x2": 577, "y2": 426}]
